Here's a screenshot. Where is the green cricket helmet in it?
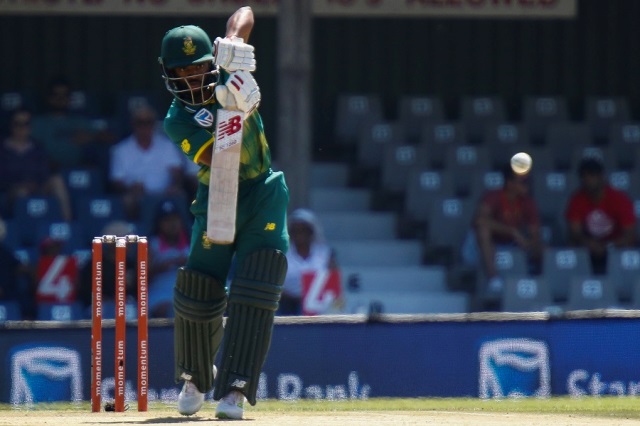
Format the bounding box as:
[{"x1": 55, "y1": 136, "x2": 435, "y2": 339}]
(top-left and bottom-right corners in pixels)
[{"x1": 158, "y1": 25, "x2": 218, "y2": 107}]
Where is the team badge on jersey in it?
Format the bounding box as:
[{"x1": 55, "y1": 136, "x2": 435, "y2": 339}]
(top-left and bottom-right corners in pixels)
[
  {"x1": 181, "y1": 139, "x2": 191, "y2": 154},
  {"x1": 194, "y1": 108, "x2": 214, "y2": 128}
]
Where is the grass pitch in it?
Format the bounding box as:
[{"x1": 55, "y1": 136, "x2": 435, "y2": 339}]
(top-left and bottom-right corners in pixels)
[{"x1": 1, "y1": 397, "x2": 640, "y2": 425}]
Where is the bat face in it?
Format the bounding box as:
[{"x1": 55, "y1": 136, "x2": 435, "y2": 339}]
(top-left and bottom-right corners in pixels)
[{"x1": 206, "y1": 109, "x2": 245, "y2": 244}]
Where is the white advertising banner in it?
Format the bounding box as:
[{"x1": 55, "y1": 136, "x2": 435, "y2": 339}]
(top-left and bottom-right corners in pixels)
[{"x1": 0, "y1": 0, "x2": 577, "y2": 19}]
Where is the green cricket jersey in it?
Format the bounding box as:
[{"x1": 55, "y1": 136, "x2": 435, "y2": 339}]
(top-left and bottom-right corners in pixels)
[{"x1": 163, "y1": 88, "x2": 271, "y2": 186}]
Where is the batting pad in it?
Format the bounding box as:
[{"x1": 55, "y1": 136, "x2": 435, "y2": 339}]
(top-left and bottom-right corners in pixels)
[
  {"x1": 213, "y1": 249, "x2": 288, "y2": 405},
  {"x1": 173, "y1": 267, "x2": 227, "y2": 394}
]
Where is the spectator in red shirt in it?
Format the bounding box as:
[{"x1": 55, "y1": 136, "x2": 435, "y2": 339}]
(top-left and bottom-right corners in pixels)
[
  {"x1": 463, "y1": 165, "x2": 543, "y2": 293},
  {"x1": 565, "y1": 157, "x2": 636, "y2": 274}
]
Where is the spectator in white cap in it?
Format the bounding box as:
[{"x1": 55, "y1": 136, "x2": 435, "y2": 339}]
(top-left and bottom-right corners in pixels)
[{"x1": 279, "y1": 208, "x2": 338, "y2": 315}]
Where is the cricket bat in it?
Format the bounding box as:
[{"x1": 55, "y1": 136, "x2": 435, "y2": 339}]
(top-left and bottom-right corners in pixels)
[{"x1": 207, "y1": 109, "x2": 245, "y2": 244}]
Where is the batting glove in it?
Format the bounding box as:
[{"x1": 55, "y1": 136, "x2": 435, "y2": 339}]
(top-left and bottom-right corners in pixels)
[
  {"x1": 215, "y1": 70, "x2": 261, "y2": 116},
  {"x1": 214, "y1": 37, "x2": 256, "y2": 72}
]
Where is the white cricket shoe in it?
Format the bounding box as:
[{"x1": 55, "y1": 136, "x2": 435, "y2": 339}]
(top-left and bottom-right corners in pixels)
[
  {"x1": 215, "y1": 390, "x2": 245, "y2": 420},
  {"x1": 177, "y1": 381, "x2": 204, "y2": 416},
  {"x1": 177, "y1": 366, "x2": 217, "y2": 416}
]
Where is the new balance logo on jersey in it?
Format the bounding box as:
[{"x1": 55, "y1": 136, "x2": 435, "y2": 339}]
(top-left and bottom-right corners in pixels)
[
  {"x1": 194, "y1": 108, "x2": 214, "y2": 128},
  {"x1": 264, "y1": 223, "x2": 276, "y2": 231},
  {"x1": 231, "y1": 379, "x2": 247, "y2": 389},
  {"x1": 218, "y1": 115, "x2": 242, "y2": 140}
]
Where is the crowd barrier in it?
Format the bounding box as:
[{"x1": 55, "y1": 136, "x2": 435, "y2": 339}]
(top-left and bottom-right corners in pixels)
[{"x1": 2, "y1": 311, "x2": 640, "y2": 404}]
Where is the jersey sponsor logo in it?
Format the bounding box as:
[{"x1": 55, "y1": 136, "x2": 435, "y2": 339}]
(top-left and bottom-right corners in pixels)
[
  {"x1": 217, "y1": 115, "x2": 243, "y2": 140},
  {"x1": 180, "y1": 139, "x2": 191, "y2": 154},
  {"x1": 194, "y1": 108, "x2": 214, "y2": 128},
  {"x1": 264, "y1": 223, "x2": 276, "y2": 231}
]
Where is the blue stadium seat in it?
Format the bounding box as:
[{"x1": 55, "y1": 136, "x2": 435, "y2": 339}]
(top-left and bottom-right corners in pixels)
[
  {"x1": 0, "y1": 300, "x2": 22, "y2": 321},
  {"x1": 608, "y1": 122, "x2": 640, "y2": 170},
  {"x1": 36, "y1": 302, "x2": 84, "y2": 321},
  {"x1": 419, "y1": 121, "x2": 467, "y2": 169},
  {"x1": 34, "y1": 221, "x2": 85, "y2": 254},
  {"x1": 459, "y1": 96, "x2": 506, "y2": 144},
  {"x1": 502, "y1": 276, "x2": 553, "y2": 313},
  {"x1": 522, "y1": 96, "x2": 569, "y2": 145},
  {"x1": 335, "y1": 93, "x2": 383, "y2": 146},
  {"x1": 13, "y1": 196, "x2": 64, "y2": 247},
  {"x1": 73, "y1": 195, "x2": 126, "y2": 241},
  {"x1": 397, "y1": 96, "x2": 445, "y2": 142},
  {"x1": 565, "y1": 276, "x2": 619, "y2": 311},
  {"x1": 585, "y1": 96, "x2": 630, "y2": 143},
  {"x1": 62, "y1": 168, "x2": 106, "y2": 198}
]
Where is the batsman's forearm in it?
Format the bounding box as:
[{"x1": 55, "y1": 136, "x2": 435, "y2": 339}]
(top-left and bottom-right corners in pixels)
[{"x1": 226, "y1": 6, "x2": 254, "y2": 41}]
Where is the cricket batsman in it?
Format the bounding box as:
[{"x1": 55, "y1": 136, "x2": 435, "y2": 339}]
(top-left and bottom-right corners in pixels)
[{"x1": 158, "y1": 6, "x2": 289, "y2": 420}]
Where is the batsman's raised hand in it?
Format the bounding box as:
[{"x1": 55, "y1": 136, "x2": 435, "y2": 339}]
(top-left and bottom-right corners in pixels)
[
  {"x1": 215, "y1": 70, "x2": 261, "y2": 115},
  {"x1": 214, "y1": 36, "x2": 256, "y2": 72}
]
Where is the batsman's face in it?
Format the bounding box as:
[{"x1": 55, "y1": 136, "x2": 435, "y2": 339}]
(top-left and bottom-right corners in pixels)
[{"x1": 174, "y1": 63, "x2": 211, "y2": 89}]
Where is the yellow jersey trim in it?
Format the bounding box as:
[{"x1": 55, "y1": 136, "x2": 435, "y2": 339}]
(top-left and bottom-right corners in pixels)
[{"x1": 193, "y1": 137, "x2": 214, "y2": 164}]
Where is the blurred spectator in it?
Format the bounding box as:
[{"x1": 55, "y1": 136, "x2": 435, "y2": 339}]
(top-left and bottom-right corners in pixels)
[
  {"x1": 0, "y1": 108, "x2": 72, "y2": 221},
  {"x1": 78, "y1": 220, "x2": 139, "y2": 316},
  {"x1": 109, "y1": 104, "x2": 194, "y2": 219},
  {"x1": 0, "y1": 217, "x2": 35, "y2": 318},
  {"x1": 30, "y1": 77, "x2": 100, "y2": 171},
  {"x1": 147, "y1": 199, "x2": 190, "y2": 318},
  {"x1": 565, "y1": 157, "x2": 636, "y2": 274},
  {"x1": 462, "y1": 165, "x2": 543, "y2": 292},
  {"x1": 279, "y1": 209, "x2": 339, "y2": 316}
]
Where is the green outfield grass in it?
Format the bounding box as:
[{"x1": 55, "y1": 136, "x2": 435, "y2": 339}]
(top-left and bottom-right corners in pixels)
[{"x1": 2, "y1": 397, "x2": 640, "y2": 419}]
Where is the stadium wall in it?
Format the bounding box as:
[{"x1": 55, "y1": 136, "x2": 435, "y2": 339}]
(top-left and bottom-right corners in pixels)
[
  {"x1": 2, "y1": 312, "x2": 640, "y2": 405},
  {"x1": 0, "y1": 0, "x2": 639, "y2": 153}
]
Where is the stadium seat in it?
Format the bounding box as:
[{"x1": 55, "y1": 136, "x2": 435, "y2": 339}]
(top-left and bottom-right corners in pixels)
[
  {"x1": 502, "y1": 276, "x2": 554, "y2": 313},
  {"x1": 36, "y1": 302, "x2": 84, "y2": 321},
  {"x1": 419, "y1": 121, "x2": 467, "y2": 169},
  {"x1": 379, "y1": 143, "x2": 429, "y2": 195},
  {"x1": 404, "y1": 168, "x2": 456, "y2": 224},
  {"x1": 137, "y1": 194, "x2": 192, "y2": 237},
  {"x1": 34, "y1": 221, "x2": 85, "y2": 254},
  {"x1": 0, "y1": 300, "x2": 22, "y2": 321},
  {"x1": 62, "y1": 167, "x2": 106, "y2": 198},
  {"x1": 477, "y1": 247, "x2": 529, "y2": 304},
  {"x1": 335, "y1": 93, "x2": 384, "y2": 146},
  {"x1": 68, "y1": 89, "x2": 102, "y2": 117},
  {"x1": 585, "y1": 96, "x2": 630, "y2": 143},
  {"x1": 521, "y1": 96, "x2": 569, "y2": 145},
  {"x1": 0, "y1": 90, "x2": 34, "y2": 134},
  {"x1": 424, "y1": 197, "x2": 473, "y2": 266},
  {"x1": 565, "y1": 276, "x2": 619, "y2": 311},
  {"x1": 545, "y1": 122, "x2": 593, "y2": 170},
  {"x1": 468, "y1": 170, "x2": 505, "y2": 205},
  {"x1": 532, "y1": 170, "x2": 578, "y2": 223},
  {"x1": 483, "y1": 123, "x2": 531, "y2": 169},
  {"x1": 607, "y1": 169, "x2": 640, "y2": 200},
  {"x1": 608, "y1": 122, "x2": 640, "y2": 170},
  {"x1": 542, "y1": 247, "x2": 592, "y2": 302},
  {"x1": 443, "y1": 144, "x2": 491, "y2": 197},
  {"x1": 606, "y1": 248, "x2": 640, "y2": 303},
  {"x1": 459, "y1": 96, "x2": 507, "y2": 144},
  {"x1": 356, "y1": 120, "x2": 406, "y2": 172},
  {"x1": 73, "y1": 195, "x2": 126, "y2": 241},
  {"x1": 113, "y1": 90, "x2": 166, "y2": 138},
  {"x1": 12, "y1": 196, "x2": 64, "y2": 247},
  {"x1": 397, "y1": 96, "x2": 445, "y2": 142}
]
